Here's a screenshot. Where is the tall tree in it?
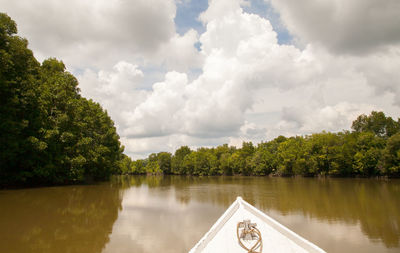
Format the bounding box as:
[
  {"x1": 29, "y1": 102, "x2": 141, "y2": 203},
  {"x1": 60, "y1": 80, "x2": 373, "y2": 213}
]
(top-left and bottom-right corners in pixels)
[
  {"x1": 0, "y1": 13, "x2": 40, "y2": 185},
  {"x1": 382, "y1": 133, "x2": 400, "y2": 175},
  {"x1": 0, "y1": 14, "x2": 125, "y2": 186},
  {"x1": 352, "y1": 111, "x2": 400, "y2": 138},
  {"x1": 171, "y1": 146, "x2": 191, "y2": 174},
  {"x1": 157, "y1": 152, "x2": 172, "y2": 174}
]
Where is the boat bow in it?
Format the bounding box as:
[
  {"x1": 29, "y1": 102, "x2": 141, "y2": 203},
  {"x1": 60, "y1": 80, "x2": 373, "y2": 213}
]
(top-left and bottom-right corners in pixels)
[{"x1": 189, "y1": 197, "x2": 326, "y2": 253}]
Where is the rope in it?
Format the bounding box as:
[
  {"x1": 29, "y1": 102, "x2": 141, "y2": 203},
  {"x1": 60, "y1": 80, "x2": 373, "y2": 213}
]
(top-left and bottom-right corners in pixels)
[{"x1": 236, "y1": 221, "x2": 263, "y2": 253}]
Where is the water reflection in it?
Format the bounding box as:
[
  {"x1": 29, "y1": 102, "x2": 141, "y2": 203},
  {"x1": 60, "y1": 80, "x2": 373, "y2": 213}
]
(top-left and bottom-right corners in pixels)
[
  {"x1": 0, "y1": 183, "x2": 122, "y2": 253},
  {"x1": 111, "y1": 176, "x2": 400, "y2": 252},
  {"x1": 1, "y1": 176, "x2": 399, "y2": 253},
  {"x1": 105, "y1": 176, "x2": 225, "y2": 253}
]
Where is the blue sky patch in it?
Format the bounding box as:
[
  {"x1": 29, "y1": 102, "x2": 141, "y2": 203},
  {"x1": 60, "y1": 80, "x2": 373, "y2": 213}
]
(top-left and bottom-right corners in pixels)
[
  {"x1": 242, "y1": 0, "x2": 293, "y2": 45},
  {"x1": 175, "y1": 0, "x2": 208, "y2": 35},
  {"x1": 175, "y1": 0, "x2": 293, "y2": 45}
]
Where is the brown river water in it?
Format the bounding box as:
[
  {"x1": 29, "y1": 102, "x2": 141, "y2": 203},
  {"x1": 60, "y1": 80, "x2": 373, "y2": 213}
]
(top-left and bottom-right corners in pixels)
[{"x1": 0, "y1": 176, "x2": 399, "y2": 253}]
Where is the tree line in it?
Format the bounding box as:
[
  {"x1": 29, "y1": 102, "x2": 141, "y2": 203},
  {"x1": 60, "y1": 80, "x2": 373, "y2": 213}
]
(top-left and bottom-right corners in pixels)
[
  {"x1": 122, "y1": 111, "x2": 400, "y2": 177},
  {"x1": 0, "y1": 13, "x2": 125, "y2": 186}
]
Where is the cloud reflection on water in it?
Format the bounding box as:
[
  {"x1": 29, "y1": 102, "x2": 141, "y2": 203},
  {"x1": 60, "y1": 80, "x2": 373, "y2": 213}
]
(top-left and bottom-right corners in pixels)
[{"x1": 106, "y1": 176, "x2": 400, "y2": 253}]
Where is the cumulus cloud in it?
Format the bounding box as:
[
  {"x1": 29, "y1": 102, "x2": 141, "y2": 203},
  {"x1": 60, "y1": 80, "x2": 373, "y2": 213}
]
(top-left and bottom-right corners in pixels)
[
  {"x1": 357, "y1": 48, "x2": 400, "y2": 105},
  {"x1": 278, "y1": 102, "x2": 378, "y2": 134},
  {"x1": 5, "y1": 0, "x2": 399, "y2": 158},
  {"x1": 267, "y1": 0, "x2": 400, "y2": 55},
  {"x1": 0, "y1": 0, "x2": 202, "y2": 71},
  {"x1": 76, "y1": 0, "x2": 399, "y2": 158},
  {"x1": 157, "y1": 29, "x2": 204, "y2": 72},
  {"x1": 116, "y1": 0, "x2": 295, "y2": 140},
  {"x1": 123, "y1": 71, "x2": 189, "y2": 138},
  {"x1": 78, "y1": 61, "x2": 149, "y2": 130}
]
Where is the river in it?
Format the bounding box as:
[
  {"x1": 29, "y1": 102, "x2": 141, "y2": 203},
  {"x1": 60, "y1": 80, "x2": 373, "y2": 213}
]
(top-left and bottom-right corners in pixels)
[{"x1": 0, "y1": 176, "x2": 399, "y2": 253}]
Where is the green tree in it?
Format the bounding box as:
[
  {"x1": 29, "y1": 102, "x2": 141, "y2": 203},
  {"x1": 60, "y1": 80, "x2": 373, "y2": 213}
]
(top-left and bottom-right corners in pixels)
[
  {"x1": 183, "y1": 152, "x2": 195, "y2": 175},
  {"x1": 34, "y1": 59, "x2": 123, "y2": 182},
  {"x1": 157, "y1": 152, "x2": 172, "y2": 174},
  {"x1": 145, "y1": 154, "x2": 162, "y2": 174},
  {"x1": 171, "y1": 146, "x2": 191, "y2": 174},
  {"x1": 0, "y1": 14, "x2": 125, "y2": 186},
  {"x1": 132, "y1": 111, "x2": 399, "y2": 178},
  {"x1": 191, "y1": 148, "x2": 215, "y2": 176},
  {"x1": 276, "y1": 137, "x2": 305, "y2": 176},
  {"x1": 219, "y1": 152, "x2": 233, "y2": 175},
  {"x1": 118, "y1": 154, "x2": 133, "y2": 174},
  {"x1": 352, "y1": 111, "x2": 400, "y2": 138},
  {"x1": 382, "y1": 133, "x2": 400, "y2": 175},
  {"x1": 352, "y1": 132, "x2": 384, "y2": 176},
  {"x1": 131, "y1": 159, "x2": 146, "y2": 174},
  {"x1": 0, "y1": 13, "x2": 41, "y2": 185},
  {"x1": 237, "y1": 142, "x2": 255, "y2": 175},
  {"x1": 335, "y1": 131, "x2": 358, "y2": 176},
  {"x1": 229, "y1": 152, "x2": 242, "y2": 175},
  {"x1": 305, "y1": 132, "x2": 343, "y2": 175},
  {"x1": 250, "y1": 149, "x2": 270, "y2": 175}
]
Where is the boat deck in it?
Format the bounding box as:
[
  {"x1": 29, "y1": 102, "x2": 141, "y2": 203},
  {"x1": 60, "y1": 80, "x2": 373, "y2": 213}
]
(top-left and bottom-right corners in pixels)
[{"x1": 190, "y1": 197, "x2": 326, "y2": 253}]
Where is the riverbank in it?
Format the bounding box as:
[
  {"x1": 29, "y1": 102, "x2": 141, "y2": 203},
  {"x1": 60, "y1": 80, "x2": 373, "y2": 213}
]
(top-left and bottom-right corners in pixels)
[
  {"x1": 121, "y1": 112, "x2": 399, "y2": 178},
  {"x1": 121, "y1": 172, "x2": 398, "y2": 179}
]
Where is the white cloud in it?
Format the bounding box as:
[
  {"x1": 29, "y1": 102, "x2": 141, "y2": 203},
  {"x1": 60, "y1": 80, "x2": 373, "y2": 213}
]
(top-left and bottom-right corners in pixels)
[
  {"x1": 0, "y1": 0, "x2": 203, "y2": 71},
  {"x1": 158, "y1": 29, "x2": 204, "y2": 72},
  {"x1": 227, "y1": 121, "x2": 268, "y2": 148},
  {"x1": 266, "y1": 0, "x2": 400, "y2": 55},
  {"x1": 78, "y1": 0, "x2": 399, "y2": 158},
  {"x1": 78, "y1": 61, "x2": 149, "y2": 131},
  {"x1": 123, "y1": 71, "x2": 189, "y2": 138},
  {"x1": 278, "y1": 102, "x2": 378, "y2": 134},
  {"x1": 357, "y1": 47, "x2": 400, "y2": 105},
  {"x1": 4, "y1": 0, "x2": 399, "y2": 158}
]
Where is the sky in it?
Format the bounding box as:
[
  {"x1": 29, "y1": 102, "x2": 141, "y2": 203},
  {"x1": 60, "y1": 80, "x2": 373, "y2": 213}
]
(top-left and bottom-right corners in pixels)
[{"x1": 1, "y1": 0, "x2": 400, "y2": 159}]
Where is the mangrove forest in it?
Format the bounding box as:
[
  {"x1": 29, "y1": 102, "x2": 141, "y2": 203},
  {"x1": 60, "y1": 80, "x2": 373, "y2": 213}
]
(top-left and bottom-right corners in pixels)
[
  {"x1": 123, "y1": 111, "x2": 400, "y2": 177},
  {"x1": 0, "y1": 13, "x2": 128, "y2": 187}
]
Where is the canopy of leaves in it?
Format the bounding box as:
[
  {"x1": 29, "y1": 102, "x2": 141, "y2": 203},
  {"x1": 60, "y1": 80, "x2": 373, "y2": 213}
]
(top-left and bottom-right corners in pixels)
[
  {"x1": 352, "y1": 111, "x2": 400, "y2": 138},
  {"x1": 0, "y1": 13, "x2": 125, "y2": 187},
  {"x1": 128, "y1": 112, "x2": 399, "y2": 177}
]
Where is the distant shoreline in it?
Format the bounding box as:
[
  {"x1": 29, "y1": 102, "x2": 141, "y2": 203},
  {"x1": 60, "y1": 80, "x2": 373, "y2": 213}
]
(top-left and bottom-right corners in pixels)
[{"x1": 119, "y1": 173, "x2": 398, "y2": 179}]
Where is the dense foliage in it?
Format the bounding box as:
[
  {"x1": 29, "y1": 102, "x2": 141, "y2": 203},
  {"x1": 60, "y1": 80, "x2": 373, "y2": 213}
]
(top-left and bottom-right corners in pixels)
[
  {"x1": 124, "y1": 111, "x2": 400, "y2": 177},
  {"x1": 0, "y1": 13, "x2": 125, "y2": 186}
]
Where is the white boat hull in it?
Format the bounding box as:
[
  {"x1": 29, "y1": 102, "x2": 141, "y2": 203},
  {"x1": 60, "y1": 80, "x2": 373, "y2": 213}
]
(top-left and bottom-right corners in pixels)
[{"x1": 189, "y1": 197, "x2": 326, "y2": 253}]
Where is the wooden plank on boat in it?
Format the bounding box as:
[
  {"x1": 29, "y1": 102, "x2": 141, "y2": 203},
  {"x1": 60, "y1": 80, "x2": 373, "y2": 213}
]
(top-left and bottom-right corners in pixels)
[{"x1": 189, "y1": 197, "x2": 326, "y2": 253}]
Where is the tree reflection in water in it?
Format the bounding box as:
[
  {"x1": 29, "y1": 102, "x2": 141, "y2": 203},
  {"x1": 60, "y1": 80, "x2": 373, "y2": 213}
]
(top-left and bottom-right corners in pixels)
[
  {"x1": 113, "y1": 175, "x2": 400, "y2": 251},
  {"x1": 0, "y1": 183, "x2": 122, "y2": 253},
  {"x1": 1, "y1": 176, "x2": 399, "y2": 253}
]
